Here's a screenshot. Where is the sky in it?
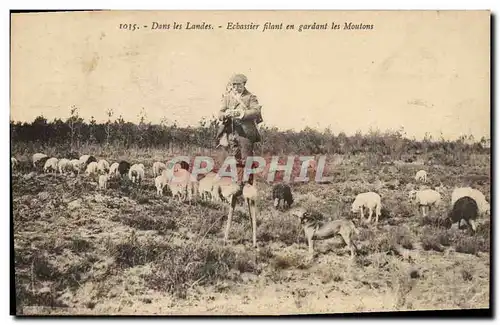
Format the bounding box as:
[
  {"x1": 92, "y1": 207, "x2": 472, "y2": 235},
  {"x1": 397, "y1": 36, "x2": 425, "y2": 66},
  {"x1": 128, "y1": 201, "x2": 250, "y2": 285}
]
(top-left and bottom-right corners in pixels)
[{"x1": 10, "y1": 10, "x2": 490, "y2": 141}]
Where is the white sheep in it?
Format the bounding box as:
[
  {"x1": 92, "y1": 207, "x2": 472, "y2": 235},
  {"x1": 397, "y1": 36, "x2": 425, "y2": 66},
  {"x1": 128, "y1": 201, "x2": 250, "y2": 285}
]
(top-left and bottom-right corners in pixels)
[
  {"x1": 408, "y1": 189, "x2": 441, "y2": 217},
  {"x1": 57, "y1": 158, "x2": 73, "y2": 175},
  {"x1": 97, "y1": 159, "x2": 110, "y2": 174},
  {"x1": 43, "y1": 157, "x2": 59, "y2": 174},
  {"x1": 153, "y1": 161, "x2": 167, "y2": 178},
  {"x1": 451, "y1": 187, "x2": 490, "y2": 217},
  {"x1": 155, "y1": 174, "x2": 169, "y2": 196},
  {"x1": 351, "y1": 191, "x2": 382, "y2": 223},
  {"x1": 85, "y1": 161, "x2": 99, "y2": 176},
  {"x1": 70, "y1": 159, "x2": 82, "y2": 175},
  {"x1": 32, "y1": 153, "x2": 48, "y2": 168},
  {"x1": 108, "y1": 162, "x2": 119, "y2": 178},
  {"x1": 168, "y1": 168, "x2": 197, "y2": 203},
  {"x1": 128, "y1": 164, "x2": 145, "y2": 184},
  {"x1": 98, "y1": 174, "x2": 109, "y2": 190},
  {"x1": 198, "y1": 172, "x2": 218, "y2": 201},
  {"x1": 415, "y1": 170, "x2": 427, "y2": 183}
]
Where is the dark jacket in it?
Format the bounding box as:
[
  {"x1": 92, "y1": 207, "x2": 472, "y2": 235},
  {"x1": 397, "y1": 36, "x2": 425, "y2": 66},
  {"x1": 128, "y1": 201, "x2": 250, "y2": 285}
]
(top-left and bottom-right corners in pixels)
[{"x1": 217, "y1": 88, "x2": 263, "y2": 143}]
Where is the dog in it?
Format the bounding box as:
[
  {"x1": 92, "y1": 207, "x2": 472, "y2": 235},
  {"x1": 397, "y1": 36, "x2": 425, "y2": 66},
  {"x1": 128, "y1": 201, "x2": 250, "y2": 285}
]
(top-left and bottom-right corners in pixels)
[{"x1": 291, "y1": 207, "x2": 360, "y2": 259}]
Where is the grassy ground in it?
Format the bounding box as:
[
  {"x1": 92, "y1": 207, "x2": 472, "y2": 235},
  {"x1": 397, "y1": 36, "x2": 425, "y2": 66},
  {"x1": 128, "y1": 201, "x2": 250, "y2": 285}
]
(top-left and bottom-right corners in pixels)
[{"x1": 12, "y1": 148, "x2": 490, "y2": 315}]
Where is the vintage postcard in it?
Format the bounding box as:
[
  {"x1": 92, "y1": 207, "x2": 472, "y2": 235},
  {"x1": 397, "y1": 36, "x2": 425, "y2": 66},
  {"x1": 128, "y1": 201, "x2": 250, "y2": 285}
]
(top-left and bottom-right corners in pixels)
[{"x1": 10, "y1": 10, "x2": 491, "y2": 316}]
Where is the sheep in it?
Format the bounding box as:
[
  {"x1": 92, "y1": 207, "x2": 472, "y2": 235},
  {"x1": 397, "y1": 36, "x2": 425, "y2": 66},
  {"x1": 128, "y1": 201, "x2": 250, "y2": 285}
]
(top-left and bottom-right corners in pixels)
[
  {"x1": 451, "y1": 187, "x2": 490, "y2": 217},
  {"x1": 168, "y1": 168, "x2": 197, "y2": 203},
  {"x1": 98, "y1": 174, "x2": 109, "y2": 190},
  {"x1": 408, "y1": 189, "x2": 441, "y2": 217},
  {"x1": 128, "y1": 164, "x2": 145, "y2": 184},
  {"x1": 57, "y1": 158, "x2": 73, "y2": 175},
  {"x1": 70, "y1": 159, "x2": 83, "y2": 175},
  {"x1": 36, "y1": 157, "x2": 50, "y2": 172},
  {"x1": 80, "y1": 155, "x2": 97, "y2": 169},
  {"x1": 272, "y1": 183, "x2": 294, "y2": 210},
  {"x1": 97, "y1": 159, "x2": 110, "y2": 174},
  {"x1": 118, "y1": 161, "x2": 131, "y2": 177},
  {"x1": 198, "y1": 172, "x2": 218, "y2": 201},
  {"x1": 43, "y1": 157, "x2": 59, "y2": 174},
  {"x1": 32, "y1": 153, "x2": 48, "y2": 168},
  {"x1": 109, "y1": 162, "x2": 120, "y2": 178},
  {"x1": 415, "y1": 170, "x2": 427, "y2": 183},
  {"x1": 155, "y1": 175, "x2": 166, "y2": 196},
  {"x1": 85, "y1": 161, "x2": 99, "y2": 176},
  {"x1": 351, "y1": 191, "x2": 382, "y2": 224},
  {"x1": 448, "y1": 196, "x2": 479, "y2": 233},
  {"x1": 153, "y1": 161, "x2": 167, "y2": 178}
]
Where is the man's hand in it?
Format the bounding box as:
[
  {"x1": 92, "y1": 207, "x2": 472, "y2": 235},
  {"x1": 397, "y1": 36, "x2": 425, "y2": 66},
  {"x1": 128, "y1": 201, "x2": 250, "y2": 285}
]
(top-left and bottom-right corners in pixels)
[{"x1": 225, "y1": 109, "x2": 244, "y2": 119}]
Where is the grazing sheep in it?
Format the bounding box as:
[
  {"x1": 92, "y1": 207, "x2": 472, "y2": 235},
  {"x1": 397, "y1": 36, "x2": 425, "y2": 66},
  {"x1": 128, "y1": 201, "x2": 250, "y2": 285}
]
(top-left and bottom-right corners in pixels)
[
  {"x1": 98, "y1": 174, "x2": 109, "y2": 190},
  {"x1": 85, "y1": 161, "x2": 99, "y2": 176},
  {"x1": 198, "y1": 172, "x2": 218, "y2": 201},
  {"x1": 118, "y1": 161, "x2": 131, "y2": 177},
  {"x1": 448, "y1": 196, "x2": 479, "y2": 232},
  {"x1": 97, "y1": 159, "x2": 110, "y2": 174},
  {"x1": 155, "y1": 175, "x2": 166, "y2": 196},
  {"x1": 168, "y1": 168, "x2": 197, "y2": 203},
  {"x1": 272, "y1": 183, "x2": 294, "y2": 210},
  {"x1": 408, "y1": 189, "x2": 442, "y2": 217},
  {"x1": 351, "y1": 191, "x2": 382, "y2": 224},
  {"x1": 57, "y1": 158, "x2": 73, "y2": 175},
  {"x1": 86, "y1": 156, "x2": 98, "y2": 167},
  {"x1": 36, "y1": 157, "x2": 50, "y2": 172},
  {"x1": 32, "y1": 153, "x2": 48, "y2": 168},
  {"x1": 108, "y1": 162, "x2": 119, "y2": 178},
  {"x1": 415, "y1": 170, "x2": 428, "y2": 183},
  {"x1": 128, "y1": 164, "x2": 145, "y2": 184},
  {"x1": 43, "y1": 158, "x2": 59, "y2": 174},
  {"x1": 70, "y1": 159, "x2": 82, "y2": 175},
  {"x1": 451, "y1": 187, "x2": 490, "y2": 217},
  {"x1": 153, "y1": 161, "x2": 167, "y2": 178}
]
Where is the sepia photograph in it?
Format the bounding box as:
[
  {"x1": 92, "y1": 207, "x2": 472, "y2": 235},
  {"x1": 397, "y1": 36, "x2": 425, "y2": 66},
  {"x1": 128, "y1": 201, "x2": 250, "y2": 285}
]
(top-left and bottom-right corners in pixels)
[{"x1": 10, "y1": 9, "x2": 491, "y2": 316}]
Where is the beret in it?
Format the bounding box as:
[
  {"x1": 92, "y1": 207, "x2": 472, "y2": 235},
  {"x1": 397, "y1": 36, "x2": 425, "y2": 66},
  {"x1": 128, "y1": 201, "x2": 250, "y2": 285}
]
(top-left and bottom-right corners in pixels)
[{"x1": 229, "y1": 74, "x2": 248, "y2": 84}]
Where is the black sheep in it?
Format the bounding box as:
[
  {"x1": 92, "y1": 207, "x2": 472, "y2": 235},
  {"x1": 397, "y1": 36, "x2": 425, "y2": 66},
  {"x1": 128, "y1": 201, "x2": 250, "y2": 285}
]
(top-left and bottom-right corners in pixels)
[
  {"x1": 272, "y1": 183, "x2": 294, "y2": 210},
  {"x1": 448, "y1": 196, "x2": 479, "y2": 232},
  {"x1": 118, "y1": 161, "x2": 131, "y2": 177}
]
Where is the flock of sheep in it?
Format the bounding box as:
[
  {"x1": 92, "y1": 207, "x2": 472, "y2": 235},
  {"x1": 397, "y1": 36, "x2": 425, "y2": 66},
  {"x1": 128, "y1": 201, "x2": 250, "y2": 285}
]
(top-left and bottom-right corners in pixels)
[{"x1": 11, "y1": 152, "x2": 491, "y2": 255}]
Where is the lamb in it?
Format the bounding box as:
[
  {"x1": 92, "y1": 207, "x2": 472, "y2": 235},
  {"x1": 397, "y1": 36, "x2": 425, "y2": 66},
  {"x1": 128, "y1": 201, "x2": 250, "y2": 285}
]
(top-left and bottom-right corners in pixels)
[
  {"x1": 85, "y1": 161, "x2": 99, "y2": 176},
  {"x1": 32, "y1": 153, "x2": 48, "y2": 168},
  {"x1": 448, "y1": 196, "x2": 479, "y2": 233},
  {"x1": 43, "y1": 157, "x2": 59, "y2": 174},
  {"x1": 408, "y1": 189, "x2": 442, "y2": 217},
  {"x1": 128, "y1": 164, "x2": 145, "y2": 184},
  {"x1": 97, "y1": 159, "x2": 110, "y2": 174},
  {"x1": 98, "y1": 174, "x2": 109, "y2": 190},
  {"x1": 152, "y1": 161, "x2": 167, "y2": 178},
  {"x1": 155, "y1": 175, "x2": 166, "y2": 196},
  {"x1": 108, "y1": 162, "x2": 120, "y2": 178},
  {"x1": 272, "y1": 183, "x2": 294, "y2": 210},
  {"x1": 415, "y1": 170, "x2": 427, "y2": 183},
  {"x1": 351, "y1": 191, "x2": 382, "y2": 224},
  {"x1": 57, "y1": 158, "x2": 73, "y2": 175},
  {"x1": 451, "y1": 187, "x2": 490, "y2": 217},
  {"x1": 118, "y1": 161, "x2": 131, "y2": 177}
]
